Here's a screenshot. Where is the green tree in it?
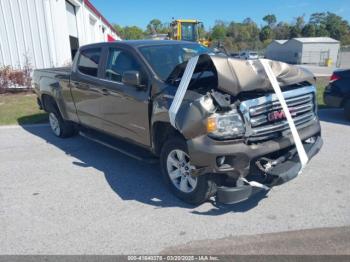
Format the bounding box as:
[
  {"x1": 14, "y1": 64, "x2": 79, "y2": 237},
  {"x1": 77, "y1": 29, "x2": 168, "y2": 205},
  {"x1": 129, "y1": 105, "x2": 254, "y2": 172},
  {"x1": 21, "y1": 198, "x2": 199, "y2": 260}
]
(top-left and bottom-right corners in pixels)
[
  {"x1": 316, "y1": 26, "x2": 330, "y2": 37},
  {"x1": 243, "y1": 17, "x2": 254, "y2": 25},
  {"x1": 263, "y1": 14, "x2": 277, "y2": 28},
  {"x1": 309, "y1": 12, "x2": 327, "y2": 26},
  {"x1": 113, "y1": 24, "x2": 144, "y2": 40},
  {"x1": 302, "y1": 24, "x2": 316, "y2": 37},
  {"x1": 289, "y1": 16, "x2": 305, "y2": 38},
  {"x1": 273, "y1": 22, "x2": 290, "y2": 39},
  {"x1": 211, "y1": 21, "x2": 227, "y2": 40},
  {"x1": 146, "y1": 19, "x2": 169, "y2": 34},
  {"x1": 324, "y1": 12, "x2": 350, "y2": 43},
  {"x1": 259, "y1": 26, "x2": 273, "y2": 42},
  {"x1": 113, "y1": 24, "x2": 125, "y2": 38},
  {"x1": 123, "y1": 26, "x2": 144, "y2": 40},
  {"x1": 308, "y1": 12, "x2": 350, "y2": 44}
]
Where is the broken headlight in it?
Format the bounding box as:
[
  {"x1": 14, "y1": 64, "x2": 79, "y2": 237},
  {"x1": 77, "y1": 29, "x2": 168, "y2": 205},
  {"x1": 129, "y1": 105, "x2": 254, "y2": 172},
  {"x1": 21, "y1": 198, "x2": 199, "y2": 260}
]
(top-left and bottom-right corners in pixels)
[{"x1": 206, "y1": 109, "x2": 245, "y2": 139}]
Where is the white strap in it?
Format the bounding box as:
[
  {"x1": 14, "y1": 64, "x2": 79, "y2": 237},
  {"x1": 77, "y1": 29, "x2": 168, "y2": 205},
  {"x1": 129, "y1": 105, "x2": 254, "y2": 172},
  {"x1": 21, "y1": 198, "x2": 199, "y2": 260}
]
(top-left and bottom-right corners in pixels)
[
  {"x1": 241, "y1": 177, "x2": 270, "y2": 190},
  {"x1": 169, "y1": 56, "x2": 199, "y2": 127},
  {"x1": 259, "y1": 59, "x2": 309, "y2": 171}
]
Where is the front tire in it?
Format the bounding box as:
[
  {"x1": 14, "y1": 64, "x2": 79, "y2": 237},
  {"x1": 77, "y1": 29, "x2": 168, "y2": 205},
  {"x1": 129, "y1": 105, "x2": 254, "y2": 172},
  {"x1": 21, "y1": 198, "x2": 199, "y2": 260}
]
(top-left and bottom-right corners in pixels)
[{"x1": 160, "y1": 137, "x2": 216, "y2": 205}]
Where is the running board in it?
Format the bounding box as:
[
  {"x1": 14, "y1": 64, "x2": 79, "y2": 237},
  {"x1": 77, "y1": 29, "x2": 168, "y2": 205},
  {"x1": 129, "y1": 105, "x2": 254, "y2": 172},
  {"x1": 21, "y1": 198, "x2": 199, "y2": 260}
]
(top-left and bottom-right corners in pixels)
[{"x1": 79, "y1": 130, "x2": 158, "y2": 164}]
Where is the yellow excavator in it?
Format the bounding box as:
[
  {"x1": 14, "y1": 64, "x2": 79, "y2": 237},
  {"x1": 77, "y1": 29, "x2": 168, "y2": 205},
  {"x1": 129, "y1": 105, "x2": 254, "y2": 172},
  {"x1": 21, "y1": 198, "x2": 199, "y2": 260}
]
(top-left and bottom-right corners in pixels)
[{"x1": 169, "y1": 19, "x2": 210, "y2": 47}]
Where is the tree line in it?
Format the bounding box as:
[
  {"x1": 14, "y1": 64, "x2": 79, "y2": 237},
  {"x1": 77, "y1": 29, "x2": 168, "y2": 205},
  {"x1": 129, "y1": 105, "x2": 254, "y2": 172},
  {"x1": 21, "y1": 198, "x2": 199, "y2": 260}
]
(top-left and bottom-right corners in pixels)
[{"x1": 113, "y1": 12, "x2": 350, "y2": 51}]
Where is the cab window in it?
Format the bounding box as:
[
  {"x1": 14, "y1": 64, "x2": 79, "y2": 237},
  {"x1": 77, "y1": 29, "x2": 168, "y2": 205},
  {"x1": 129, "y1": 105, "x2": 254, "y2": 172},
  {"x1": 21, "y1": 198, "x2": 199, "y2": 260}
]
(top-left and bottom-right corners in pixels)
[
  {"x1": 77, "y1": 48, "x2": 101, "y2": 77},
  {"x1": 105, "y1": 48, "x2": 146, "y2": 85}
]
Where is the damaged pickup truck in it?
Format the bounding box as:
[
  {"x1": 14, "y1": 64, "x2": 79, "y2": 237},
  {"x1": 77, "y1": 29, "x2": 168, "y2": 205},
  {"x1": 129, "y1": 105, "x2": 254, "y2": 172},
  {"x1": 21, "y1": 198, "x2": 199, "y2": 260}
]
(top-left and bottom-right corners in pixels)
[{"x1": 33, "y1": 40, "x2": 322, "y2": 205}]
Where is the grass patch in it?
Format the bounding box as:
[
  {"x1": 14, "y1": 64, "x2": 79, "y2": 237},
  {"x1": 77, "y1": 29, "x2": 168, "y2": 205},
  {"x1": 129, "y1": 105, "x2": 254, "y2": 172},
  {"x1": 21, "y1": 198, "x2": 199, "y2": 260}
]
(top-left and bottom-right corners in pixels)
[
  {"x1": 0, "y1": 93, "x2": 48, "y2": 125},
  {"x1": 315, "y1": 77, "x2": 329, "y2": 109}
]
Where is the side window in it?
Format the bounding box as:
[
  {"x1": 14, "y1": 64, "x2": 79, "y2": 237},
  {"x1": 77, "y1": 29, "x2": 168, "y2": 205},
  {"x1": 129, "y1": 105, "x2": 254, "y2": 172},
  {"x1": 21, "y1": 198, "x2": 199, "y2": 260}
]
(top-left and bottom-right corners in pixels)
[
  {"x1": 105, "y1": 48, "x2": 146, "y2": 84},
  {"x1": 77, "y1": 48, "x2": 101, "y2": 77}
]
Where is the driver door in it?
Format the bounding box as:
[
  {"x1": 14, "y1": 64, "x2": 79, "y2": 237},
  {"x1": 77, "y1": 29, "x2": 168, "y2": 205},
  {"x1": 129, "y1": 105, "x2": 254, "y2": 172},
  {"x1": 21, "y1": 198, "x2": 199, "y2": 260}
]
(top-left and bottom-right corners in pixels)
[{"x1": 99, "y1": 47, "x2": 151, "y2": 146}]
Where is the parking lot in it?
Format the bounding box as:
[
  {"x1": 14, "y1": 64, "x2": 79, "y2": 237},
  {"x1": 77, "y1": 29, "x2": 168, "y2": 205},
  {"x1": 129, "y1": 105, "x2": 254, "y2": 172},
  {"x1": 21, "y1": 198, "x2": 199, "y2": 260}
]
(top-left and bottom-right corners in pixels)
[{"x1": 1, "y1": 109, "x2": 349, "y2": 254}]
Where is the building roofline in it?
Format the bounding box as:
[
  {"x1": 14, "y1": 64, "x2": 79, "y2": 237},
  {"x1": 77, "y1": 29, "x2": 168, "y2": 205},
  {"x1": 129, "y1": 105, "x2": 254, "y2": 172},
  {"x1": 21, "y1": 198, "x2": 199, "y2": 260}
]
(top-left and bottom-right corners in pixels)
[
  {"x1": 293, "y1": 37, "x2": 339, "y2": 43},
  {"x1": 83, "y1": 0, "x2": 118, "y2": 36}
]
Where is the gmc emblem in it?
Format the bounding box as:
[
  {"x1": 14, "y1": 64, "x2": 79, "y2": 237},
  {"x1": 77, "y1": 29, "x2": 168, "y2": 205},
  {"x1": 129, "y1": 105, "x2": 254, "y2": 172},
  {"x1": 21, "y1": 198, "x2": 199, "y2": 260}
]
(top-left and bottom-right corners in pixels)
[{"x1": 267, "y1": 108, "x2": 297, "y2": 122}]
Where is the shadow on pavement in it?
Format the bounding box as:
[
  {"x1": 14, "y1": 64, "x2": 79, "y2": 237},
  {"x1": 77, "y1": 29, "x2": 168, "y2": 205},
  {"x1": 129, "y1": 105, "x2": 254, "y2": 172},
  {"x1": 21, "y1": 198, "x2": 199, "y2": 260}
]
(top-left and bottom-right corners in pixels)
[
  {"x1": 16, "y1": 112, "x2": 48, "y2": 125},
  {"x1": 191, "y1": 190, "x2": 269, "y2": 216},
  {"x1": 21, "y1": 125, "x2": 268, "y2": 214},
  {"x1": 318, "y1": 108, "x2": 350, "y2": 126}
]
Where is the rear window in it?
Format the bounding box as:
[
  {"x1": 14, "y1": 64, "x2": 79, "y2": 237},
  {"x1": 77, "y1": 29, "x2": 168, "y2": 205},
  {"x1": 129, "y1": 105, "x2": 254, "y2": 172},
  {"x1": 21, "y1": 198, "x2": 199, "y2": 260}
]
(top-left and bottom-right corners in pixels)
[{"x1": 77, "y1": 48, "x2": 101, "y2": 77}]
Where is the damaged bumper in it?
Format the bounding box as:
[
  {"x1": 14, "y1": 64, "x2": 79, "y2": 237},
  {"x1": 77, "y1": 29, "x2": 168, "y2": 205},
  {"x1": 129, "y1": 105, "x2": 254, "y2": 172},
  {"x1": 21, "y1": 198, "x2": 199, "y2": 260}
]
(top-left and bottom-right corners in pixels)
[
  {"x1": 216, "y1": 134, "x2": 323, "y2": 204},
  {"x1": 187, "y1": 120, "x2": 322, "y2": 205},
  {"x1": 187, "y1": 120, "x2": 321, "y2": 177},
  {"x1": 167, "y1": 54, "x2": 322, "y2": 204}
]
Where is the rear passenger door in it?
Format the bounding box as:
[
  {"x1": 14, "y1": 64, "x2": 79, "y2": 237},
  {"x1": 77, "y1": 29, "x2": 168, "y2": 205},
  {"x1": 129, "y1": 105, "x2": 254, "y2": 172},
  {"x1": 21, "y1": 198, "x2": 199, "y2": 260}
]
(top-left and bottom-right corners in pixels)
[
  {"x1": 70, "y1": 47, "x2": 105, "y2": 129},
  {"x1": 99, "y1": 47, "x2": 151, "y2": 146}
]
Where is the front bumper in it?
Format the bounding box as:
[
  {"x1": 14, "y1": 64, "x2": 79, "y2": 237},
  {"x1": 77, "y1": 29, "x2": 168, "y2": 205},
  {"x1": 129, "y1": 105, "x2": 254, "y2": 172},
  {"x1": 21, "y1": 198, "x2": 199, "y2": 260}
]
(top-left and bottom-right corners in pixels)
[
  {"x1": 187, "y1": 120, "x2": 322, "y2": 204},
  {"x1": 187, "y1": 120, "x2": 321, "y2": 177},
  {"x1": 216, "y1": 135, "x2": 323, "y2": 204}
]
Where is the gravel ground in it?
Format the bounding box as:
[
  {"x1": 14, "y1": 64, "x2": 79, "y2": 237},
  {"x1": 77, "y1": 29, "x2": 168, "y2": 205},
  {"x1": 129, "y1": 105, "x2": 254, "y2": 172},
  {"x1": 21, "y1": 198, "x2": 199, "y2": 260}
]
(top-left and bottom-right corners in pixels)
[{"x1": 0, "y1": 109, "x2": 349, "y2": 254}]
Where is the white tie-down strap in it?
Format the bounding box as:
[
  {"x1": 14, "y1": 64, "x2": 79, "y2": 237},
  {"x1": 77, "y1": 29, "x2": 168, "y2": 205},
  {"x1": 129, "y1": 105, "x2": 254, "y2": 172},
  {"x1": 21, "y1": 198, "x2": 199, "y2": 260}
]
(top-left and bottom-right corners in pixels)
[
  {"x1": 241, "y1": 177, "x2": 270, "y2": 190},
  {"x1": 169, "y1": 56, "x2": 199, "y2": 127},
  {"x1": 259, "y1": 59, "x2": 309, "y2": 171}
]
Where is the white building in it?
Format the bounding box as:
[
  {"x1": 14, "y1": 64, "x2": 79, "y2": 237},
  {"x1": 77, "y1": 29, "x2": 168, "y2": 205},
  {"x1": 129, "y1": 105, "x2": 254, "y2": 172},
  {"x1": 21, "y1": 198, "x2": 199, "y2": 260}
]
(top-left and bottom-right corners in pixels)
[
  {"x1": 265, "y1": 37, "x2": 340, "y2": 66},
  {"x1": 0, "y1": 0, "x2": 121, "y2": 69}
]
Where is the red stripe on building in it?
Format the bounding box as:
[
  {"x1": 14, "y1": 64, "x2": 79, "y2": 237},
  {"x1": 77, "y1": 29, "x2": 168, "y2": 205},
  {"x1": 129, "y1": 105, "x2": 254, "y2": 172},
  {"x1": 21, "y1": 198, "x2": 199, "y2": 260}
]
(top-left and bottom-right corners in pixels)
[{"x1": 107, "y1": 34, "x2": 115, "y2": 42}]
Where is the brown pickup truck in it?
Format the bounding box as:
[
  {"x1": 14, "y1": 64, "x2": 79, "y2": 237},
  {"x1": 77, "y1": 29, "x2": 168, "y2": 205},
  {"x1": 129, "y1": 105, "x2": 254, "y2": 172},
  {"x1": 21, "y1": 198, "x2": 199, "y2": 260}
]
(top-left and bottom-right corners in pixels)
[{"x1": 33, "y1": 40, "x2": 322, "y2": 205}]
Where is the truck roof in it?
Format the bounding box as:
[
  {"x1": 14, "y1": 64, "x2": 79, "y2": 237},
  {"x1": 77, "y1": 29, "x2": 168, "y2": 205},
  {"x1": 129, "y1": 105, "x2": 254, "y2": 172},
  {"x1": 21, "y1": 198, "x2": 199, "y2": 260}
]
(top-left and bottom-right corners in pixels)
[{"x1": 80, "y1": 40, "x2": 200, "y2": 49}]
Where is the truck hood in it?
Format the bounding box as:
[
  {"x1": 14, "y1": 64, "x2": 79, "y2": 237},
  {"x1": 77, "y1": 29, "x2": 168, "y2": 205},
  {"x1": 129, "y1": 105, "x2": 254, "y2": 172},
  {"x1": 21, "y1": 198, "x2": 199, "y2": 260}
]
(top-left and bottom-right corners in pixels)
[{"x1": 202, "y1": 54, "x2": 314, "y2": 96}]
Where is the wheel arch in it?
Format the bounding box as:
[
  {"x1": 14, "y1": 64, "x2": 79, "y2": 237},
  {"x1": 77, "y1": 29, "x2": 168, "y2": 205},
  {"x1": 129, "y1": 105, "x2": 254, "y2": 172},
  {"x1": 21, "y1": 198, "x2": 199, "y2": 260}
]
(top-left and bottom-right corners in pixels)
[
  {"x1": 152, "y1": 121, "x2": 184, "y2": 156},
  {"x1": 41, "y1": 94, "x2": 59, "y2": 113}
]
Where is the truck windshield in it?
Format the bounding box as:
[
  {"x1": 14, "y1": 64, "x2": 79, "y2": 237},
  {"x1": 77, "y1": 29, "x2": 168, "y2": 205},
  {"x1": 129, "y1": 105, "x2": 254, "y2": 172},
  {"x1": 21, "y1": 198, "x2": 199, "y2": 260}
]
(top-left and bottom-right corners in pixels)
[{"x1": 139, "y1": 44, "x2": 210, "y2": 80}]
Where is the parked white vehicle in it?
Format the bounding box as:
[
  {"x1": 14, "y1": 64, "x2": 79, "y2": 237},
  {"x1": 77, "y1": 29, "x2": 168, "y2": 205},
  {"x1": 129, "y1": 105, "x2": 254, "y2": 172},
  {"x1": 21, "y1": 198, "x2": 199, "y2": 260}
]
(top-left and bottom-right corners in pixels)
[{"x1": 239, "y1": 51, "x2": 259, "y2": 60}]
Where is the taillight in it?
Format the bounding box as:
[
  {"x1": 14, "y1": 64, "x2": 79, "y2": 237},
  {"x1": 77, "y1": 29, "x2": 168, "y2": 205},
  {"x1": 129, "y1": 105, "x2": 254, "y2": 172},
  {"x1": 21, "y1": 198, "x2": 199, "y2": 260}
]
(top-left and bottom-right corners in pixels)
[{"x1": 330, "y1": 73, "x2": 341, "y2": 82}]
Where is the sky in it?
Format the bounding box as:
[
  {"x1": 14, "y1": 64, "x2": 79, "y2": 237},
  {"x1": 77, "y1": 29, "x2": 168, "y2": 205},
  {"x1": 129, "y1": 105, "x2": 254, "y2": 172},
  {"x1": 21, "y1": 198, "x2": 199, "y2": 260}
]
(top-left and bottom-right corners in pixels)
[{"x1": 90, "y1": 0, "x2": 350, "y2": 30}]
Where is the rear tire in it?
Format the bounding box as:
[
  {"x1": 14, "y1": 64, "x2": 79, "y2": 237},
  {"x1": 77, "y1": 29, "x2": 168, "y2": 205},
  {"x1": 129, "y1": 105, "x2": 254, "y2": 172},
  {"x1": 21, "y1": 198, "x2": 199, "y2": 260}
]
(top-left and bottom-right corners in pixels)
[
  {"x1": 160, "y1": 136, "x2": 216, "y2": 205},
  {"x1": 344, "y1": 100, "x2": 350, "y2": 121},
  {"x1": 48, "y1": 108, "x2": 77, "y2": 138}
]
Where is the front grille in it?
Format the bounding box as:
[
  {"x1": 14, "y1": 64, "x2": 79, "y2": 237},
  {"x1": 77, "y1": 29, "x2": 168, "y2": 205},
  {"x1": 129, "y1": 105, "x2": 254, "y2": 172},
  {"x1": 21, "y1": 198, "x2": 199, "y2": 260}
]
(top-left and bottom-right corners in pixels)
[{"x1": 239, "y1": 86, "x2": 317, "y2": 139}]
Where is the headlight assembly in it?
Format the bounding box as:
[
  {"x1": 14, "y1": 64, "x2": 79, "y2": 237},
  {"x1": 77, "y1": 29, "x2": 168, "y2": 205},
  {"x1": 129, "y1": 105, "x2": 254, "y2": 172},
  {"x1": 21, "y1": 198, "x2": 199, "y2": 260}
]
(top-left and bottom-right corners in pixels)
[{"x1": 206, "y1": 109, "x2": 245, "y2": 139}]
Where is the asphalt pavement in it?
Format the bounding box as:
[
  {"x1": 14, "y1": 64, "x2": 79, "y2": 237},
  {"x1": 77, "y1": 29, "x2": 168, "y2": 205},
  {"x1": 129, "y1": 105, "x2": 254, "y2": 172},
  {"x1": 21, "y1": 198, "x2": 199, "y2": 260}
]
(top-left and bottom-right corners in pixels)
[{"x1": 0, "y1": 109, "x2": 349, "y2": 254}]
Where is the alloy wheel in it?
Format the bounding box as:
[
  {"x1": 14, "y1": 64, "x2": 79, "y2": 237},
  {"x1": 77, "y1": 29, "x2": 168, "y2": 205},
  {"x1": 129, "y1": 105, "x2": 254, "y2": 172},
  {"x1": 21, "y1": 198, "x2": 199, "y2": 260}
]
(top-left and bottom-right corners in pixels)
[{"x1": 166, "y1": 149, "x2": 197, "y2": 193}]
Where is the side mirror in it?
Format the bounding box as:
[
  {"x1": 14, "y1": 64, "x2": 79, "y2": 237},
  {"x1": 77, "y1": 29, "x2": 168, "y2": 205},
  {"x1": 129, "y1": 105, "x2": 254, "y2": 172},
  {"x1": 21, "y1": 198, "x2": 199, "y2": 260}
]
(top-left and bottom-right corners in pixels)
[{"x1": 122, "y1": 70, "x2": 141, "y2": 87}]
